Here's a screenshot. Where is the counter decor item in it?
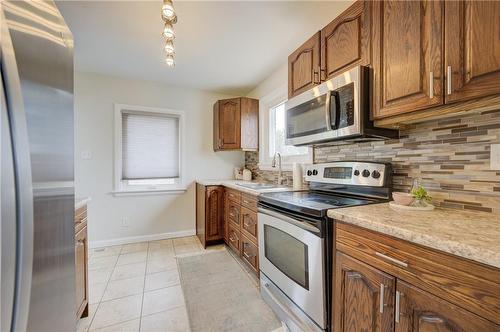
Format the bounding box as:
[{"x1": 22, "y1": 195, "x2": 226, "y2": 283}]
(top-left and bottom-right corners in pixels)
[
  {"x1": 390, "y1": 179, "x2": 435, "y2": 211},
  {"x1": 292, "y1": 162, "x2": 303, "y2": 190},
  {"x1": 242, "y1": 168, "x2": 252, "y2": 181},
  {"x1": 233, "y1": 167, "x2": 243, "y2": 180}
]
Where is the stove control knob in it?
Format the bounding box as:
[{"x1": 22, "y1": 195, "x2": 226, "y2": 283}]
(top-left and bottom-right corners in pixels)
[
  {"x1": 312, "y1": 169, "x2": 318, "y2": 176},
  {"x1": 353, "y1": 170, "x2": 360, "y2": 176},
  {"x1": 372, "y1": 170, "x2": 381, "y2": 179},
  {"x1": 362, "y1": 169, "x2": 371, "y2": 177},
  {"x1": 307, "y1": 170, "x2": 313, "y2": 176}
]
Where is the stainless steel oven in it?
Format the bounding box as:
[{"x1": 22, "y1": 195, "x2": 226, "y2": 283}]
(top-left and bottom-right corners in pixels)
[
  {"x1": 285, "y1": 66, "x2": 397, "y2": 146},
  {"x1": 258, "y1": 207, "x2": 326, "y2": 332}
]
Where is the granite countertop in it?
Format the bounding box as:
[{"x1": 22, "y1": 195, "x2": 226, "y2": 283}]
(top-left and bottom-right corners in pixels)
[
  {"x1": 75, "y1": 197, "x2": 91, "y2": 210},
  {"x1": 196, "y1": 179, "x2": 301, "y2": 196},
  {"x1": 327, "y1": 203, "x2": 500, "y2": 268}
]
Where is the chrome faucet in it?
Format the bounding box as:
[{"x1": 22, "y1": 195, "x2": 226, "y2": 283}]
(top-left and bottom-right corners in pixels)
[{"x1": 271, "y1": 152, "x2": 284, "y2": 185}]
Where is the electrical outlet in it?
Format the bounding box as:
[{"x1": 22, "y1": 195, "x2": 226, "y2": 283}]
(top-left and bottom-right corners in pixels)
[
  {"x1": 81, "y1": 150, "x2": 92, "y2": 160},
  {"x1": 121, "y1": 218, "x2": 130, "y2": 227},
  {"x1": 491, "y1": 144, "x2": 500, "y2": 170}
]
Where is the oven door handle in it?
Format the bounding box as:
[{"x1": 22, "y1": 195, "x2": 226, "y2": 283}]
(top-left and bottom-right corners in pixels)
[{"x1": 258, "y1": 207, "x2": 320, "y2": 235}]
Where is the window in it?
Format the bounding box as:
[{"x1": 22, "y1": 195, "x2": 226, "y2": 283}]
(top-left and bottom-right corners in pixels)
[
  {"x1": 114, "y1": 104, "x2": 185, "y2": 194},
  {"x1": 259, "y1": 85, "x2": 312, "y2": 170}
]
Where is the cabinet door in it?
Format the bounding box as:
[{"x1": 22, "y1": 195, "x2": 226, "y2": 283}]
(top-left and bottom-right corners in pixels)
[
  {"x1": 396, "y1": 280, "x2": 500, "y2": 332},
  {"x1": 444, "y1": 1, "x2": 500, "y2": 104},
  {"x1": 372, "y1": 0, "x2": 443, "y2": 119},
  {"x1": 218, "y1": 98, "x2": 241, "y2": 150},
  {"x1": 227, "y1": 223, "x2": 241, "y2": 255},
  {"x1": 240, "y1": 206, "x2": 257, "y2": 243},
  {"x1": 241, "y1": 235, "x2": 258, "y2": 273},
  {"x1": 205, "y1": 186, "x2": 224, "y2": 241},
  {"x1": 334, "y1": 252, "x2": 395, "y2": 332},
  {"x1": 75, "y1": 226, "x2": 88, "y2": 318},
  {"x1": 320, "y1": 1, "x2": 371, "y2": 81},
  {"x1": 288, "y1": 32, "x2": 321, "y2": 98}
]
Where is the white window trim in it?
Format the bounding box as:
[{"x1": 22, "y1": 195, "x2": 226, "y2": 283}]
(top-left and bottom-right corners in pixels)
[
  {"x1": 113, "y1": 103, "x2": 187, "y2": 195},
  {"x1": 258, "y1": 84, "x2": 313, "y2": 171}
]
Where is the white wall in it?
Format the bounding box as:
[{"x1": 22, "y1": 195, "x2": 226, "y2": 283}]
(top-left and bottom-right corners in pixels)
[
  {"x1": 75, "y1": 72, "x2": 244, "y2": 247},
  {"x1": 246, "y1": 63, "x2": 287, "y2": 100}
]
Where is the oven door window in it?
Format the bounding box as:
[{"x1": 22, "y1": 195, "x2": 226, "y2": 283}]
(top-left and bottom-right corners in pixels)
[
  {"x1": 264, "y1": 225, "x2": 309, "y2": 290},
  {"x1": 286, "y1": 94, "x2": 328, "y2": 139}
]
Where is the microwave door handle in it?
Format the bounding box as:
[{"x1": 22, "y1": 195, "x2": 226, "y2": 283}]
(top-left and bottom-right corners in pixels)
[
  {"x1": 329, "y1": 90, "x2": 339, "y2": 130},
  {"x1": 325, "y1": 91, "x2": 332, "y2": 131}
]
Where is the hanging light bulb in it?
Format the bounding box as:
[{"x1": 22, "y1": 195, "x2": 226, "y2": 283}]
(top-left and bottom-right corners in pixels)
[
  {"x1": 164, "y1": 40, "x2": 174, "y2": 55},
  {"x1": 162, "y1": 0, "x2": 176, "y2": 21},
  {"x1": 166, "y1": 54, "x2": 175, "y2": 67},
  {"x1": 163, "y1": 22, "x2": 175, "y2": 40}
]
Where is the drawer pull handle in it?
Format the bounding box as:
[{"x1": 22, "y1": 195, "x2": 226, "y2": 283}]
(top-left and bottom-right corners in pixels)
[
  {"x1": 375, "y1": 252, "x2": 408, "y2": 268},
  {"x1": 379, "y1": 283, "x2": 385, "y2": 313},
  {"x1": 395, "y1": 291, "x2": 402, "y2": 323}
]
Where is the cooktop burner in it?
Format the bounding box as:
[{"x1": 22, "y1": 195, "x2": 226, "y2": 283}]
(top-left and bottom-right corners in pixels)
[{"x1": 258, "y1": 190, "x2": 377, "y2": 217}]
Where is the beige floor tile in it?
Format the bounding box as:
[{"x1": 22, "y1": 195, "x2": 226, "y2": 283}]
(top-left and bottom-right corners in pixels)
[
  {"x1": 89, "y1": 268, "x2": 113, "y2": 285},
  {"x1": 110, "y1": 262, "x2": 146, "y2": 281},
  {"x1": 172, "y1": 236, "x2": 198, "y2": 246},
  {"x1": 173, "y1": 243, "x2": 203, "y2": 256},
  {"x1": 144, "y1": 269, "x2": 180, "y2": 291},
  {"x1": 90, "y1": 246, "x2": 122, "y2": 259},
  {"x1": 120, "y1": 242, "x2": 149, "y2": 254},
  {"x1": 142, "y1": 286, "x2": 184, "y2": 316},
  {"x1": 91, "y1": 295, "x2": 142, "y2": 330},
  {"x1": 102, "y1": 276, "x2": 145, "y2": 301},
  {"x1": 89, "y1": 256, "x2": 118, "y2": 271},
  {"x1": 146, "y1": 257, "x2": 177, "y2": 274},
  {"x1": 116, "y1": 251, "x2": 148, "y2": 266},
  {"x1": 92, "y1": 319, "x2": 140, "y2": 332},
  {"x1": 140, "y1": 306, "x2": 190, "y2": 332},
  {"x1": 89, "y1": 282, "x2": 107, "y2": 304},
  {"x1": 77, "y1": 304, "x2": 98, "y2": 332},
  {"x1": 147, "y1": 248, "x2": 175, "y2": 260},
  {"x1": 148, "y1": 239, "x2": 174, "y2": 250}
]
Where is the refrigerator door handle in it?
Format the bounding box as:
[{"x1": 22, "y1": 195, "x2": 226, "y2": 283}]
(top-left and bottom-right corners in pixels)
[{"x1": 1, "y1": 11, "x2": 34, "y2": 332}]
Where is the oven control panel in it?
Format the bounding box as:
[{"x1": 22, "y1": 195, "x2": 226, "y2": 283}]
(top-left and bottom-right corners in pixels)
[{"x1": 304, "y1": 162, "x2": 389, "y2": 187}]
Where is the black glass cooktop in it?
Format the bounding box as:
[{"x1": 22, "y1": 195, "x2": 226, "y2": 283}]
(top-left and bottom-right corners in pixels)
[{"x1": 258, "y1": 191, "x2": 377, "y2": 217}]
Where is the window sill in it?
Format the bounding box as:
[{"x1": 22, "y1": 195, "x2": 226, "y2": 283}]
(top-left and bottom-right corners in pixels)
[
  {"x1": 111, "y1": 188, "x2": 187, "y2": 196},
  {"x1": 258, "y1": 163, "x2": 295, "y2": 172}
]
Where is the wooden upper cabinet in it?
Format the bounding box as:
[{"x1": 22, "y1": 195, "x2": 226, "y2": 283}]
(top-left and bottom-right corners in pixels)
[
  {"x1": 288, "y1": 32, "x2": 321, "y2": 98},
  {"x1": 444, "y1": 1, "x2": 500, "y2": 104},
  {"x1": 213, "y1": 97, "x2": 258, "y2": 151},
  {"x1": 321, "y1": 1, "x2": 371, "y2": 81},
  {"x1": 396, "y1": 280, "x2": 500, "y2": 332},
  {"x1": 334, "y1": 252, "x2": 395, "y2": 332},
  {"x1": 372, "y1": 0, "x2": 443, "y2": 119}
]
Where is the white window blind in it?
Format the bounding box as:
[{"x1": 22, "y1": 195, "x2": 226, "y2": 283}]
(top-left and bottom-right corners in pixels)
[{"x1": 122, "y1": 112, "x2": 179, "y2": 180}]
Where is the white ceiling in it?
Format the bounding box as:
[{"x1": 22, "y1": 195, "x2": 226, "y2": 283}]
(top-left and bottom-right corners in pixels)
[{"x1": 57, "y1": 1, "x2": 352, "y2": 95}]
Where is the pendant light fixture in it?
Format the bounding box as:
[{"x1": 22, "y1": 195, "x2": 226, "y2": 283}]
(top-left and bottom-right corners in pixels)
[{"x1": 161, "y1": 0, "x2": 177, "y2": 67}]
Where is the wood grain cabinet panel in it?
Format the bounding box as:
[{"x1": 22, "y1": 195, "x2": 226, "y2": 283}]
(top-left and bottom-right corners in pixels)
[
  {"x1": 196, "y1": 184, "x2": 225, "y2": 248},
  {"x1": 320, "y1": 1, "x2": 371, "y2": 81},
  {"x1": 444, "y1": 1, "x2": 500, "y2": 104},
  {"x1": 213, "y1": 97, "x2": 258, "y2": 151},
  {"x1": 372, "y1": 0, "x2": 443, "y2": 119},
  {"x1": 288, "y1": 32, "x2": 321, "y2": 98},
  {"x1": 334, "y1": 252, "x2": 395, "y2": 332},
  {"x1": 240, "y1": 206, "x2": 257, "y2": 244},
  {"x1": 395, "y1": 281, "x2": 500, "y2": 332},
  {"x1": 241, "y1": 235, "x2": 259, "y2": 273},
  {"x1": 75, "y1": 223, "x2": 88, "y2": 319},
  {"x1": 227, "y1": 222, "x2": 241, "y2": 254},
  {"x1": 227, "y1": 199, "x2": 240, "y2": 228}
]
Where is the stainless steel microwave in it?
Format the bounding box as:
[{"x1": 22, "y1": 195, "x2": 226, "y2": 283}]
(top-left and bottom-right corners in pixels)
[{"x1": 285, "y1": 66, "x2": 398, "y2": 146}]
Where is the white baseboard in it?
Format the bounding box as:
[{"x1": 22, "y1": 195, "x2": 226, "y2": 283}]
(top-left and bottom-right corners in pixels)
[{"x1": 89, "y1": 229, "x2": 196, "y2": 249}]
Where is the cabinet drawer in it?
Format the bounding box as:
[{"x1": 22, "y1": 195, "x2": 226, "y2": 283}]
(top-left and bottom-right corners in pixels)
[
  {"x1": 240, "y1": 207, "x2": 257, "y2": 244},
  {"x1": 75, "y1": 226, "x2": 88, "y2": 318},
  {"x1": 241, "y1": 193, "x2": 258, "y2": 211},
  {"x1": 227, "y1": 223, "x2": 241, "y2": 254},
  {"x1": 226, "y1": 188, "x2": 241, "y2": 204},
  {"x1": 241, "y1": 235, "x2": 258, "y2": 273},
  {"x1": 227, "y1": 200, "x2": 240, "y2": 227},
  {"x1": 335, "y1": 223, "x2": 500, "y2": 325}
]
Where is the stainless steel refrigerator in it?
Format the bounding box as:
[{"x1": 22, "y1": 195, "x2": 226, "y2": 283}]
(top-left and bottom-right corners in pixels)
[{"x1": 1, "y1": 1, "x2": 75, "y2": 331}]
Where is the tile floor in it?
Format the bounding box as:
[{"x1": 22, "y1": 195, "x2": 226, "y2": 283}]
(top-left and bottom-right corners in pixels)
[{"x1": 78, "y1": 236, "x2": 228, "y2": 332}]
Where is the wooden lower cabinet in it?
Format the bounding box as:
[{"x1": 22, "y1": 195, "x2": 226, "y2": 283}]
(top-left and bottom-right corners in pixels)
[
  {"x1": 334, "y1": 223, "x2": 500, "y2": 331},
  {"x1": 334, "y1": 252, "x2": 395, "y2": 332},
  {"x1": 75, "y1": 204, "x2": 89, "y2": 319},
  {"x1": 196, "y1": 184, "x2": 225, "y2": 248},
  {"x1": 227, "y1": 222, "x2": 241, "y2": 253},
  {"x1": 241, "y1": 235, "x2": 258, "y2": 273},
  {"x1": 396, "y1": 280, "x2": 500, "y2": 332}
]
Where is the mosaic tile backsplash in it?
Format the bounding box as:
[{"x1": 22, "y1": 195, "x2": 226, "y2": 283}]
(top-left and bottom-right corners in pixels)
[{"x1": 246, "y1": 108, "x2": 500, "y2": 214}]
